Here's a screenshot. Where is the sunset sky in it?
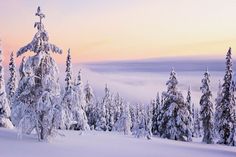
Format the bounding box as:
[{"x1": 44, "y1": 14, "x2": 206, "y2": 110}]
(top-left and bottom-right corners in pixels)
[{"x1": 1, "y1": 0, "x2": 236, "y2": 63}]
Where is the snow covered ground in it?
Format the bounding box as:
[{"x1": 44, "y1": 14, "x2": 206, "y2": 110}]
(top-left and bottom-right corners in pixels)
[{"x1": 0, "y1": 128, "x2": 235, "y2": 157}]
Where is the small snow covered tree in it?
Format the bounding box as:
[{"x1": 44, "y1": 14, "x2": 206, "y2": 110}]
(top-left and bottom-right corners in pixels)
[
  {"x1": 60, "y1": 88, "x2": 75, "y2": 129},
  {"x1": 217, "y1": 48, "x2": 236, "y2": 146},
  {"x1": 84, "y1": 81, "x2": 96, "y2": 129},
  {"x1": 113, "y1": 93, "x2": 123, "y2": 125},
  {"x1": 123, "y1": 102, "x2": 132, "y2": 135},
  {"x1": 7, "y1": 52, "x2": 17, "y2": 105},
  {"x1": 102, "y1": 84, "x2": 114, "y2": 131},
  {"x1": 158, "y1": 69, "x2": 191, "y2": 141},
  {"x1": 193, "y1": 108, "x2": 202, "y2": 138},
  {"x1": 12, "y1": 7, "x2": 62, "y2": 141},
  {"x1": 71, "y1": 70, "x2": 89, "y2": 131},
  {"x1": 0, "y1": 47, "x2": 14, "y2": 129},
  {"x1": 214, "y1": 80, "x2": 223, "y2": 137},
  {"x1": 199, "y1": 69, "x2": 214, "y2": 144},
  {"x1": 130, "y1": 104, "x2": 137, "y2": 132},
  {"x1": 60, "y1": 49, "x2": 75, "y2": 130},
  {"x1": 113, "y1": 102, "x2": 131, "y2": 135},
  {"x1": 132, "y1": 104, "x2": 152, "y2": 139},
  {"x1": 151, "y1": 92, "x2": 160, "y2": 136},
  {"x1": 192, "y1": 103, "x2": 195, "y2": 125},
  {"x1": 65, "y1": 49, "x2": 72, "y2": 91},
  {"x1": 186, "y1": 87, "x2": 193, "y2": 140},
  {"x1": 96, "y1": 100, "x2": 107, "y2": 131}
]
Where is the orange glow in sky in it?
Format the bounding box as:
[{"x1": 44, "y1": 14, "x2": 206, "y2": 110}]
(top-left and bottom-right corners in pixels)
[{"x1": 1, "y1": 0, "x2": 236, "y2": 64}]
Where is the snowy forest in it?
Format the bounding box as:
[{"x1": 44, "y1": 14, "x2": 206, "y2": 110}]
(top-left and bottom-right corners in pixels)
[{"x1": 0, "y1": 6, "x2": 236, "y2": 157}]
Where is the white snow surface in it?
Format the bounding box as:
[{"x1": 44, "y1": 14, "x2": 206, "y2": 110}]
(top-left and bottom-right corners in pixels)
[{"x1": 0, "y1": 128, "x2": 236, "y2": 157}]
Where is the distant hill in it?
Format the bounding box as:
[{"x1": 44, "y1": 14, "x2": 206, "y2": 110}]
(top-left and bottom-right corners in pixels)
[{"x1": 84, "y1": 58, "x2": 232, "y2": 73}]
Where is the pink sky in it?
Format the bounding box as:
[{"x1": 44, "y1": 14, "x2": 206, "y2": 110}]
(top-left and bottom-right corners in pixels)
[{"x1": 1, "y1": 0, "x2": 236, "y2": 64}]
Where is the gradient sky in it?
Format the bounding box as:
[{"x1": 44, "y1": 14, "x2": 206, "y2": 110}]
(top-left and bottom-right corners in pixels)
[{"x1": 1, "y1": 0, "x2": 236, "y2": 64}]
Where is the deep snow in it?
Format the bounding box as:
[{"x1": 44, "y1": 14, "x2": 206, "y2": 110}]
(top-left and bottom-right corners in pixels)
[{"x1": 0, "y1": 128, "x2": 235, "y2": 157}]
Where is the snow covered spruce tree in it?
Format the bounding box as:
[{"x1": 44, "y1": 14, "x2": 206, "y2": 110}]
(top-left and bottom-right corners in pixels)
[
  {"x1": 113, "y1": 102, "x2": 132, "y2": 135},
  {"x1": 7, "y1": 52, "x2": 17, "y2": 105},
  {"x1": 199, "y1": 69, "x2": 214, "y2": 144},
  {"x1": 158, "y1": 69, "x2": 192, "y2": 141},
  {"x1": 97, "y1": 84, "x2": 115, "y2": 131},
  {"x1": 151, "y1": 92, "x2": 160, "y2": 136},
  {"x1": 186, "y1": 87, "x2": 193, "y2": 139},
  {"x1": 0, "y1": 47, "x2": 14, "y2": 129},
  {"x1": 65, "y1": 49, "x2": 72, "y2": 91},
  {"x1": 113, "y1": 93, "x2": 123, "y2": 127},
  {"x1": 60, "y1": 49, "x2": 74, "y2": 129},
  {"x1": 72, "y1": 70, "x2": 89, "y2": 130},
  {"x1": 84, "y1": 81, "x2": 96, "y2": 129},
  {"x1": 12, "y1": 7, "x2": 62, "y2": 141},
  {"x1": 96, "y1": 99, "x2": 107, "y2": 131},
  {"x1": 214, "y1": 80, "x2": 223, "y2": 137},
  {"x1": 217, "y1": 48, "x2": 236, "y2": 146},
  {"x1": 193, "y1": 108, "x2": 202, "y2": 138},
  {"x1": 132, "y1": 104, "x2": 152, "y2": 139}
]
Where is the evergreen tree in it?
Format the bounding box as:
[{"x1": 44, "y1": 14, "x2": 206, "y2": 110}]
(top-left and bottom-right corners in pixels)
[
  {"x1": 130, "y1": 104, "x2": 137, "y2": 132},
  {"x1": 132, "y1": 104, "x2": 152, "y2": 139},
  {"x1": 193, "y1": 108, "x2": 202, "y2": 138},
  {"x1": 65, "y1": 49, "x2": 72, "y2": 91},
  {"x1": 113, "y1": 93, "x2": 123, "y2": 125},
  {"x1": 72, "y1": 70, "x2": 89, "y2": 131},
  {"x1": 113, "y1": 102, "x2": 131, "y2": 135},
  {"x1": 151, "y1": 92, "x2": 160, "y2": 136},
  {"x1": 158, "y1": 69, "x2": 191, "y2": 141},
  {"x1": 12, "y1": 7, "x2": 62, "y2": 140},
  {"x1": 103, "y1": 84, "x2": 114, "y2": 131},
  {"x1": 199, "y1": 69, "x2": 214, "y2": 144},
  {"x1": 7, "y1": 52, "x2": 17, "y2": 105},
  {"x1": 60, "y1": 49, "x2": 74, "y2": 130},
  {"x1": 0, "y1": 47, "x2": 14, "y2": 129},
  {"x1": 84, "y1": 81, "x2": 96, "y2": 129},
  {"x1": 214, "y1": 80, "x2": 223, "y2": 137},
  {"x1": 186, "y1": 87, "x2": 193, "y2": 140},
  {"x1": 192, "y1": 103, "x2": 195, "y2": 126},
  {"x1": 217, "y1": 48, "x2": 235, "y2": 146},
  {"x1": 96, "y1": 100, "x2": 107, "y2": 131},
  {"x1": 123, "y1": 102, "x2": 132, "y2": 135}
]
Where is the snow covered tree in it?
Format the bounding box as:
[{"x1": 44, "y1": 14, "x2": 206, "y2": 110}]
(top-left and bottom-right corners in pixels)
[
  {"x1": 60, "y1": 88, "x2": 75, "y2": 130},
  {"x1": 96, "y1": 100, "x2": 107, "y2": 131},
  {"x1": 214, "y1": 80, "x2": 223, "y2": 137},
  {"x1": 158, "y1": 69, "x2": 191, "y2": 141},
  {"x1": 12, "y1": 7, "x2": 62, "y2": 141},
  {"x1": 130, "y1": 104, "x2": 137, "y2": 132},
  {"x1": 123, "y1": 102, "x2": 132, "y2": 135},
  {"x1": 7, "y1": 52, "x2": 17, "y2": 105},
  {"x1": 113, "y1": 102, "x2": 131, "y2": 135},
  {"x1": 71, "y1": 70, "x2": 89, "y2": 131},
  {"x1": 199, "y1": 69, "x2": 214, "y2": 144},
  {"x1": 65, "y1": 49, "x2": 72, "y2": 91},
  {"x1": 84, "y1": 81, "x2": 96, "y2": 129},
  {"x1": 113, "y1": 93, "x2": 123, "y2": 125},
  {"x1": 186, "y1": 87, "x2": 193, "y2": 140},
  {"x1": 102, "y1": 84, "x2": 114, "y2": 131},
  {"x1": 60, "y1": 49, "x2": 73, "y2": 129},
  {"x1": 192, "y1": 103, "x2": 195, "y2": 125},
  {"x1": 0, "y1": 47, "x2": 14, "y2": 129},
  {"x1": 193, "y1": 108, "x2": 202, "y2": 138},
  {"x1": 132, "y1": 104, "x2": 152, "y2": 139},
  {"x1": 151, "y1": 92, "x2": 160, "y2": 136},
  {"x1": 217, "y1": 48, "x2": 235, "y2": 146}
]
